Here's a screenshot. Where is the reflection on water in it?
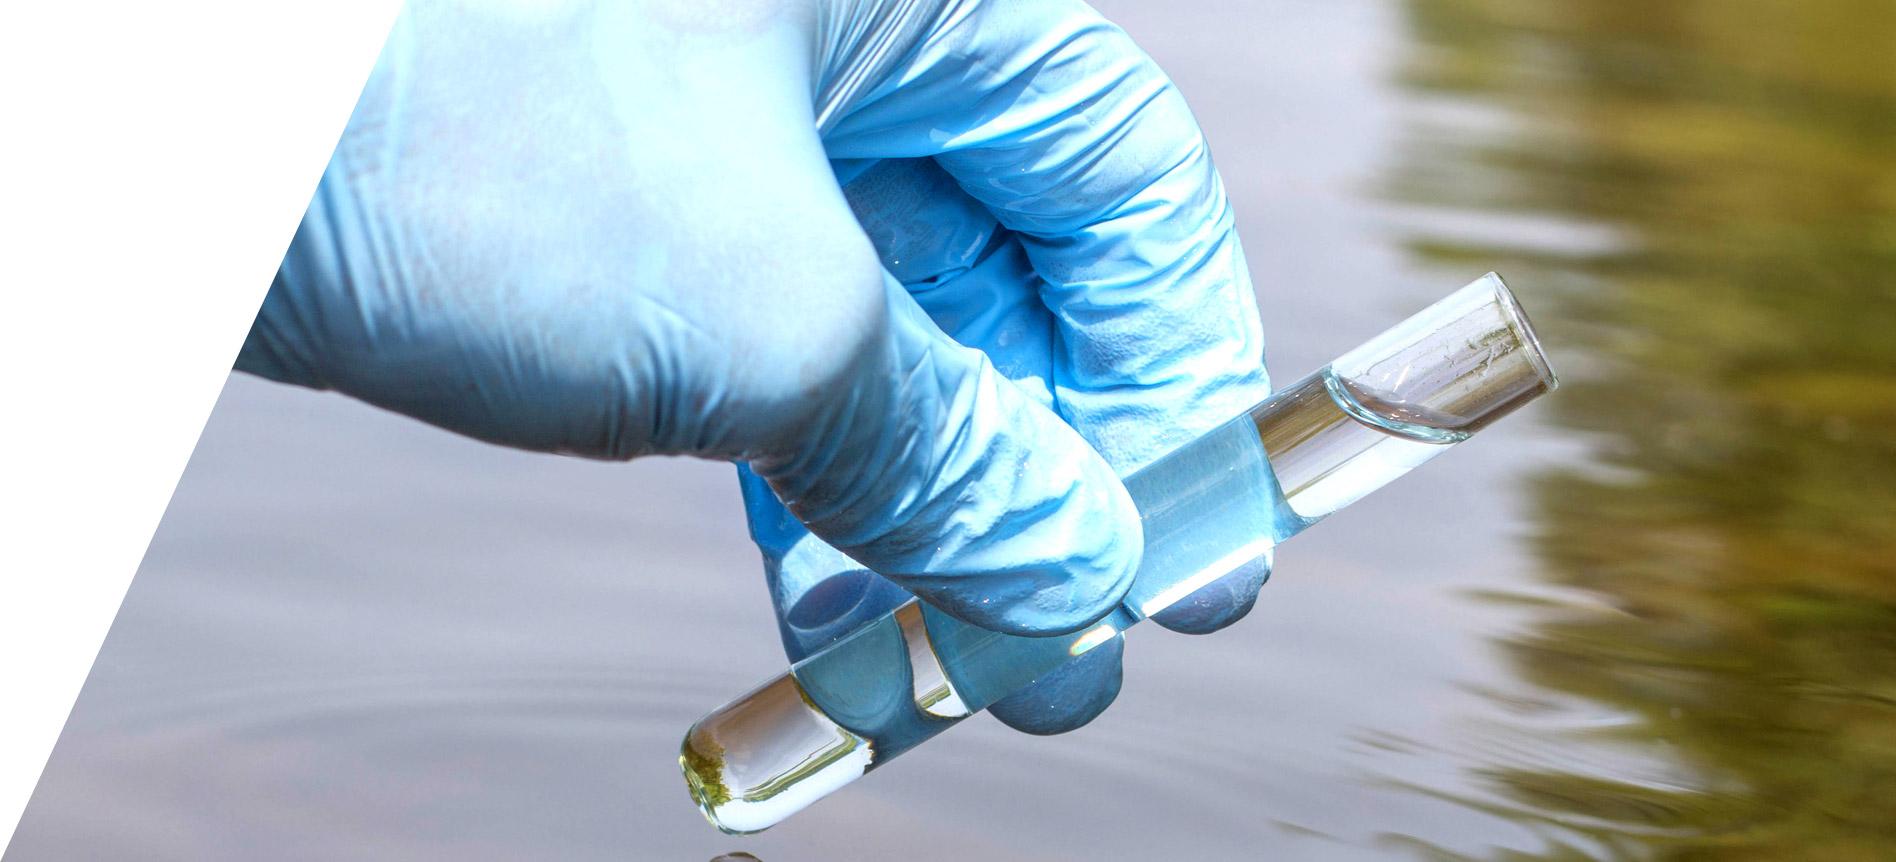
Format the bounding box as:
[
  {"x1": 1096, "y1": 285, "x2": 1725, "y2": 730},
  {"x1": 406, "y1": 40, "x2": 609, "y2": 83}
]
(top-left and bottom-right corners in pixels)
[{"x1": 1390, "y1": 0, "x2": 1896, "y2": 856}]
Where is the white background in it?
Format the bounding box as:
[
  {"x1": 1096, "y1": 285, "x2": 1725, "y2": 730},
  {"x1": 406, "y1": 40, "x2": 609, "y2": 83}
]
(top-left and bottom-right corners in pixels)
[{"x1": 0, "y1": 1, "x2": 402, "y2": 849}]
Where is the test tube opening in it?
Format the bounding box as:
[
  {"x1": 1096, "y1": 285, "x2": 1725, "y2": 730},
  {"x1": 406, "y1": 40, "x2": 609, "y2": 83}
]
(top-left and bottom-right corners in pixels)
[
  {"x1": 1323, "y1": 272, "x2": 1561, "y2": 438},
  {"x1": 1485, "y1": 272, "x2": 1560, "y2": 395}
]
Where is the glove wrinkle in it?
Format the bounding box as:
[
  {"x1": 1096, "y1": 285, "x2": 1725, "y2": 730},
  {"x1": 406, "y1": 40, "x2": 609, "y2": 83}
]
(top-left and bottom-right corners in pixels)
[
  {"x1": 747, "y1": 274, "x2": 1139, "y2": 640},
  {"x1": 812, "y1": 0, "x2": 949, "y2": 134}
]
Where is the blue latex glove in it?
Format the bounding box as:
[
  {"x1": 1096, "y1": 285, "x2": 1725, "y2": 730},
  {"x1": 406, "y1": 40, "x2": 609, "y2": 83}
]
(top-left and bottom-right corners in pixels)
[{"x1": 239, "y1": 0, "x2": 1269, "y2": 733}]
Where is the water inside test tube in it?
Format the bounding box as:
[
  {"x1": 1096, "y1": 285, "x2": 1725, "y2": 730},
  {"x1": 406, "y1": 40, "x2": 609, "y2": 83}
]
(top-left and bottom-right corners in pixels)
[
  {"x1": 1266, "y1": 369, "x2": 1471, "y2": 522},
  {"x1": 683, "y1": 365, "x2": 1468, "y2": 833}
]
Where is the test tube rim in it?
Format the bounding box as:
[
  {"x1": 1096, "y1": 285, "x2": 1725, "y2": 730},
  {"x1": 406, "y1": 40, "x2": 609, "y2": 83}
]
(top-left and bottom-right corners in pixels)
[{"x1": 1484, "y1": 271, "x2": 1560, "y2": 394}]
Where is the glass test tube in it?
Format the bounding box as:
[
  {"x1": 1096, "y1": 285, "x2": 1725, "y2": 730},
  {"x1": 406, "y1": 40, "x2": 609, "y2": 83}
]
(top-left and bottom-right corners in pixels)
[{"x1": 681, "y1": 273, "x2": 1559, "y2": 833}]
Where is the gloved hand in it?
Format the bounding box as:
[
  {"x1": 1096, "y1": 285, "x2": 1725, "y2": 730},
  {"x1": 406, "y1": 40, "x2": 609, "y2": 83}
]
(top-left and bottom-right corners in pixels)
[{"x1": 239, "y1": 0, "x2": 1270, "y2": 734}]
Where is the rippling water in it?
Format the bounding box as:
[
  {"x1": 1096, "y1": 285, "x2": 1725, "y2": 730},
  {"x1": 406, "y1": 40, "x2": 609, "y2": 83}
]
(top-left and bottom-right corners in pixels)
[{"x1": 10, "y1": 1, "x2": 1891, "y2": 859}]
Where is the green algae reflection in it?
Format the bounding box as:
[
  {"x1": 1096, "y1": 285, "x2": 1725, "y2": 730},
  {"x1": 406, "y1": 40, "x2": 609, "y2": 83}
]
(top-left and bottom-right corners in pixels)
[{"x1": 1387, "y1": 0, "x2": 1896, "y2": 857}]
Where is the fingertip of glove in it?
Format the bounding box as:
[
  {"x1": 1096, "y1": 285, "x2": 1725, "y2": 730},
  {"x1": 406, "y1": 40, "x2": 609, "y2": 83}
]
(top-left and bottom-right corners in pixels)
[
  {"x1": 1148, "y1": 550, "x2": 1271, "y2": 635},
  {"x1": 960, "y1": 466, "x2": 1143, "y2": 638},
  {"x1": 989, "y1": 635, "x2": 1124, "y2": 736},
  {"x1": 1057, "y1": 454, "x2": 1145, "y2": 625},
  {"x1": 1149, "y1": 587, "x2": 1259, "y2": 634}
]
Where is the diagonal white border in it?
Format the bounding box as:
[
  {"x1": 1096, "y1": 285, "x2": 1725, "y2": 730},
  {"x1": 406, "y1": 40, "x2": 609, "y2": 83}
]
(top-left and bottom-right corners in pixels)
[{"x1": 0, "y1": 1, "x2": 401, "y2": 850}]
